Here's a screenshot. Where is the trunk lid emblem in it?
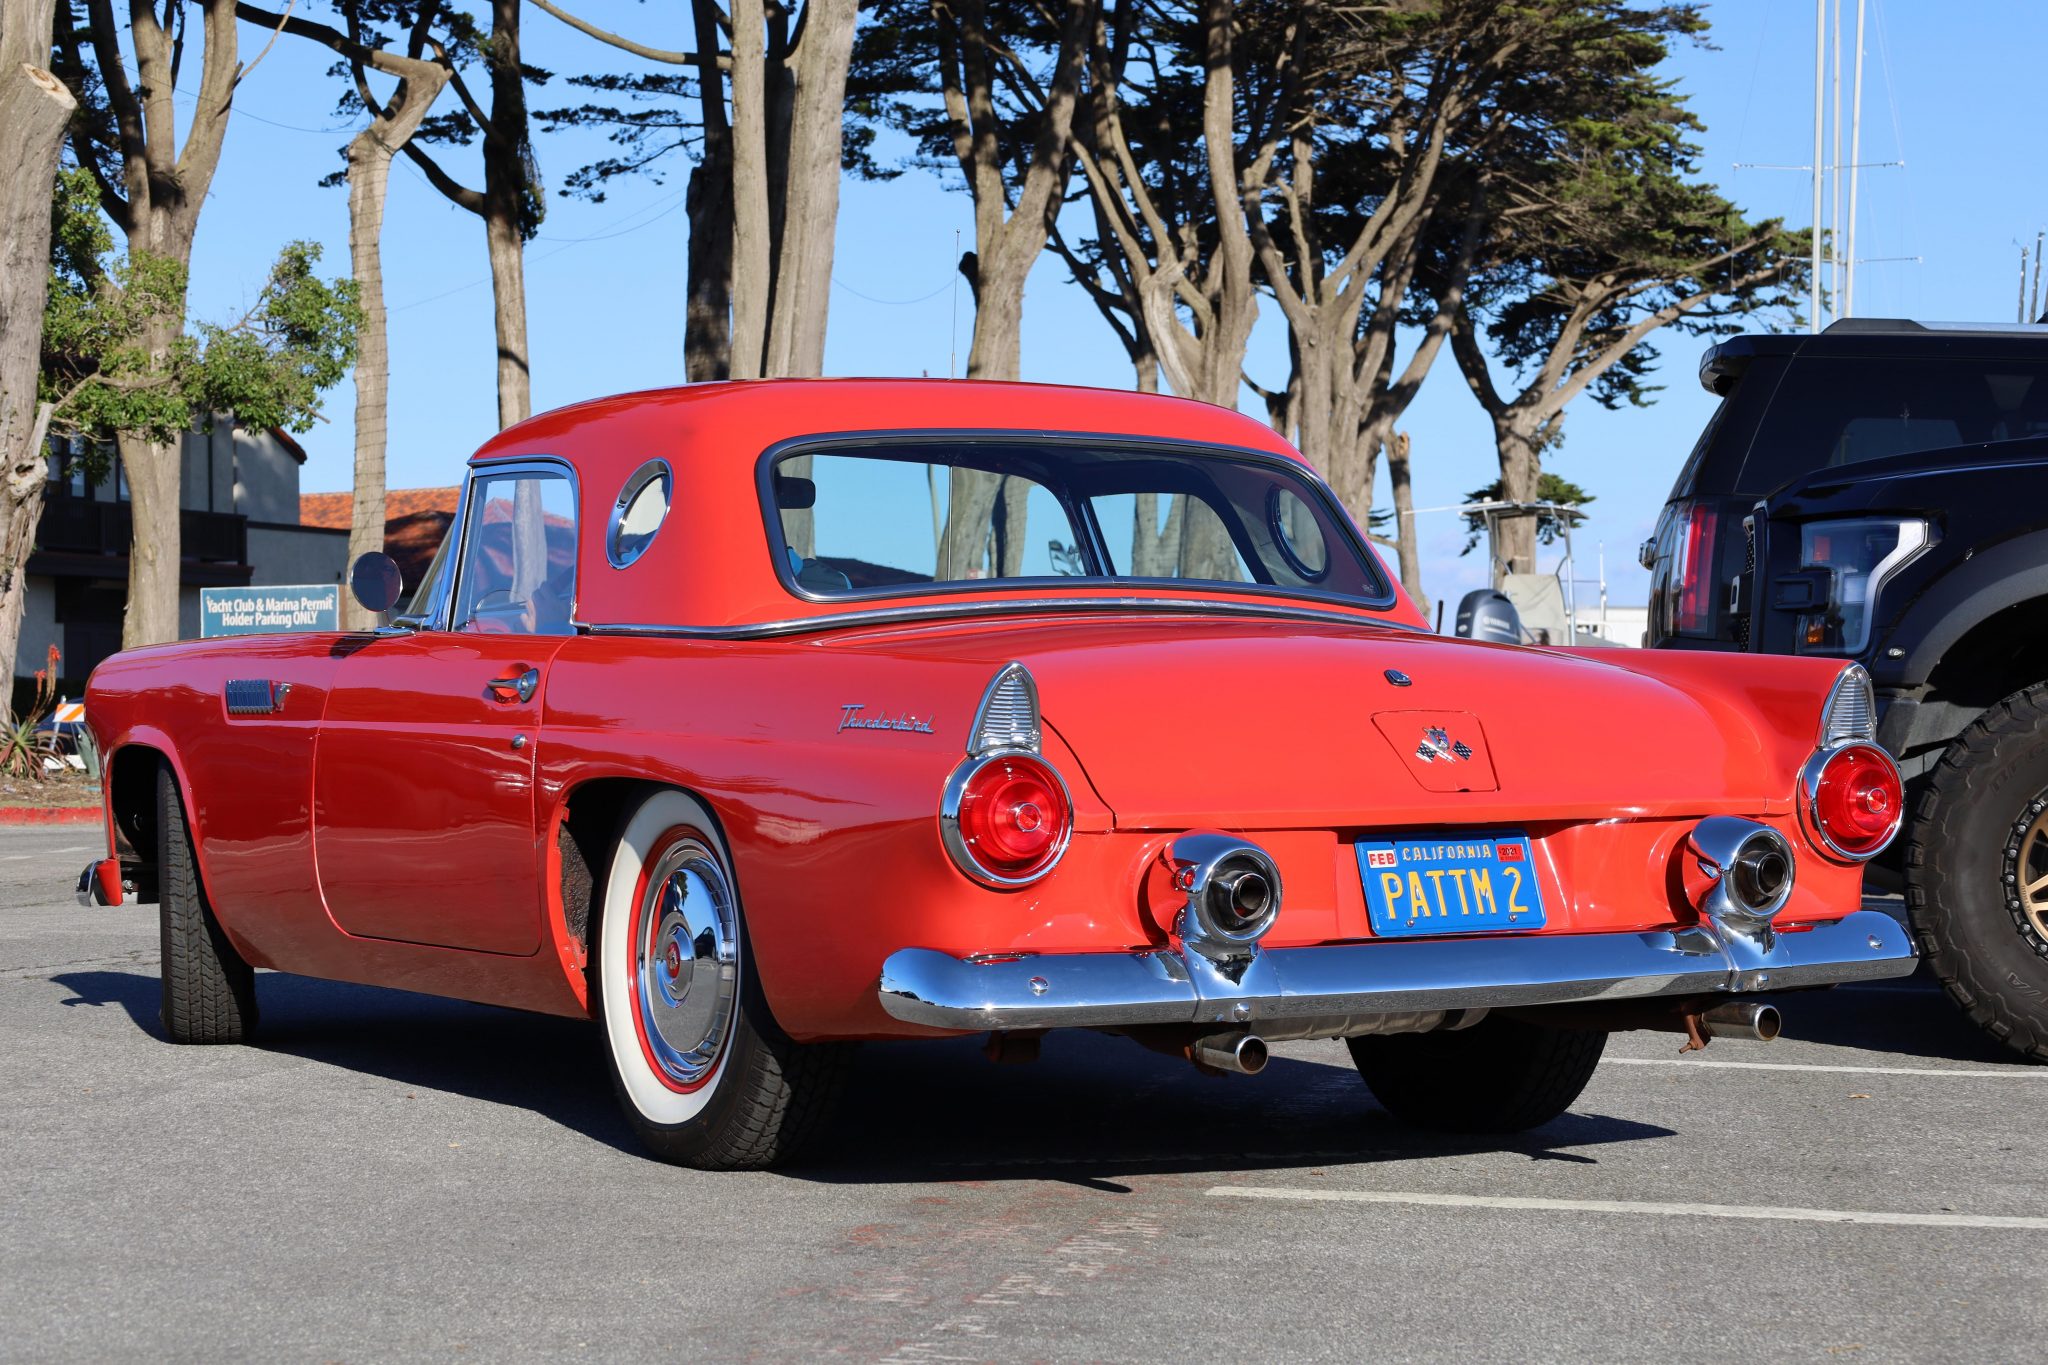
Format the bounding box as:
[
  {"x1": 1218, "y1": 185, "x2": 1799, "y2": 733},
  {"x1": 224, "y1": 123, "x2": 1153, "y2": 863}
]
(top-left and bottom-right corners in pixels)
[{"x1": 1372, "y1": 711, "x2": 1499, "y2": 793}]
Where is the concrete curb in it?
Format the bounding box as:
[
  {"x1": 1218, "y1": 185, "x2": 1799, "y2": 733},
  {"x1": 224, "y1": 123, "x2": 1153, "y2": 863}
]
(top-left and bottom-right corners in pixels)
[{"x1": 0, "y1": 807, "x2": 100, "y2": 826}]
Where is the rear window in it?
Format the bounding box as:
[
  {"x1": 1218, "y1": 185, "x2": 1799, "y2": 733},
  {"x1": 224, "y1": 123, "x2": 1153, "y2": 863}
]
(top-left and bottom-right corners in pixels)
[
  {"x1": 764, "y1": 439, "x2": 1392, "y2": 606},
  {"x1": 1738, "y1": 357, "x2": 2048, "y2": 491}
]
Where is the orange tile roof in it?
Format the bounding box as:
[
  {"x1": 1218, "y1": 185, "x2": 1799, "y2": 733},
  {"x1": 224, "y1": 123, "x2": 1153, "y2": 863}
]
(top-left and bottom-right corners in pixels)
[
  {"x1": 299, "y1": 487, "x2": 462, "y2": 597},
  {"x1": 298, "y1": 486, "x2": 461, "y2": 530},
  {"x1": 297, "y1": 491, "x2": 348, "y2": 529}
]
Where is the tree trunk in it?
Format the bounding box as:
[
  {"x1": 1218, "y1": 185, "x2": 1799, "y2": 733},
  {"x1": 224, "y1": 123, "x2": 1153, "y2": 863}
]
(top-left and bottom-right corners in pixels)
[
  {"x1": 763, "y1": 0, "x2": 855, "y2": 378},
  {"x1": 942, "y1": 252, "x2": 1027, "y2": 573},
  {"x1": 1493, "y1": 414, "x2": 1544, "y2": 584},
  {"x1": 727, "y1": 0, "x2": 773, "y2": 379},
  {"x1": 119, "y1": 426, "x2": 184, "y2": 648},
  {"x1": 341, "y1": 62, "x2": 447, "y2": 627},
  {"x1": 0, "y1": 31, "x2": 74, "y2": 696},
  {"x1": 1386, "y1": 429, "x2": 1426, "y2": 615},
  {"x1": 964, "y1": 250, "x2": 1025, "y2": 382},
  {"x1": 684, "y1": 152, "x2": 734, "y2": 382},
  {"x1": 483, "y1": 0, "x2": 534, "y2": 427},
  {"x1": 484, "y1": 195, "x2": 531, "y2": 428}
]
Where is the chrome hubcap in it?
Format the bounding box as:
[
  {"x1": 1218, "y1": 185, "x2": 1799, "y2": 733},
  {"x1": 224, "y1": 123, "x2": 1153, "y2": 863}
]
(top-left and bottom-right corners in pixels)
[
  {"x1": 634, "y1": 837, "x2": 739, "y2": 1086},
  {"x1": 2017, "y1": 805, "x2": 2048, "y2": 941}
]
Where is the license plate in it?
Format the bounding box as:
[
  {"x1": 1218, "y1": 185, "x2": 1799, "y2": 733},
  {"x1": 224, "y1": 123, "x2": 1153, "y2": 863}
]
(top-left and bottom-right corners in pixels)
[{"x1": 1356, "y1": 833, "x2": 1546, "y2": 936}]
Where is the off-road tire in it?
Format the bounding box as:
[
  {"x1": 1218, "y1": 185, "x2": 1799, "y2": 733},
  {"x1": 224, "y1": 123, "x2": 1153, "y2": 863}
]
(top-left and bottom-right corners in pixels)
[
  {"x1": 157, "y1": 763, "x2": 258, "y2": 1043},
  {"x1": 1348, "y1": 1016, "x2": 1606, "y2": 1133},
  {"x1": 1905, "y1": 683, "x2": 2048, "y2": 1062},
  {"x1": 595, "y1": 788, "x2": 851, "y2": 1169}
]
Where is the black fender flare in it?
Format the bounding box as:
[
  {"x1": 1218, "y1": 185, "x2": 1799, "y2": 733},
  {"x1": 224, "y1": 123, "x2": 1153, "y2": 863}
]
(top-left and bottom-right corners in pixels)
[{"x1": 1886, "y1": 528, "x2": 2048, "y2": 690}]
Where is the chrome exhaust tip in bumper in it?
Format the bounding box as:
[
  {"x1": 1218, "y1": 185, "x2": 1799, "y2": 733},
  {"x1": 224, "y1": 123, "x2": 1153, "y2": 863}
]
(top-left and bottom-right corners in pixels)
[
  {"x1": 1189, "y1": 1031, "x2": 1268, "y2": 1075},
  {"x1": 1688, "y1": 817, "x2": 1796, "y2": 930},
  {"x1": 1168, "y1": 832, "x2": 1283, "y2": 958}
]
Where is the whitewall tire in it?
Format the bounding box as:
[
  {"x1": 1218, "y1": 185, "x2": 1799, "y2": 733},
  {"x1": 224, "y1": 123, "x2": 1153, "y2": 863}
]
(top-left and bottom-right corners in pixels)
[{"x1": 595, "y1": 788, "x2": 849, "y2": 1168}]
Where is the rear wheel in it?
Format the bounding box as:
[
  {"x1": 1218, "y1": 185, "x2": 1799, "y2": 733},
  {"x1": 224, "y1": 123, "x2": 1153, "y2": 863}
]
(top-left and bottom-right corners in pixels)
[
  {"x1": 157, "y1": 763, "x2": 258, "y2": 1043},
  {"x1": 1906, "y1": 684, "x2": 2048, "y2": 1062},
  {"x1": 1348, "y1": 1016, "x2": 1605, "y2": 1133},
  {"x1": 594, "y1": 789, "x2": 849, "y2": 1168}
]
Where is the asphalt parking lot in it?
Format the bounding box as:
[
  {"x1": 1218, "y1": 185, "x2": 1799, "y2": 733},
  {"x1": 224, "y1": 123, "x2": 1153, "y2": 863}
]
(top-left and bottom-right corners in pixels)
[{"x1": 4, "y1": 825, "x2": 2046, "y2": 1362}]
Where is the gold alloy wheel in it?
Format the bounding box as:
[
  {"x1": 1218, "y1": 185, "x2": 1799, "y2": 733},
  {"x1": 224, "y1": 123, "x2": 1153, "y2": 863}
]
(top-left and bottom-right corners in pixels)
[{"x1": 2020, "y1": 804, "x2": 2048, "y2": 941}]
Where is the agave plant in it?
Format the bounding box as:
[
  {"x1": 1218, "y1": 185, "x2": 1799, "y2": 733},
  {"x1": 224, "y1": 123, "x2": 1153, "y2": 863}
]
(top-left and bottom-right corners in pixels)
[{"x1": 0, "y1": 647, "x2": 62, "y2": 783}]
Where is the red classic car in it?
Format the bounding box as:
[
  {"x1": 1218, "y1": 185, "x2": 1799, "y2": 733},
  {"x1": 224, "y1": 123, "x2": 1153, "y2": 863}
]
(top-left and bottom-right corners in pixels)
[{"x1": 81, "y1": 380, "x2": 1916, "y2": 1168}]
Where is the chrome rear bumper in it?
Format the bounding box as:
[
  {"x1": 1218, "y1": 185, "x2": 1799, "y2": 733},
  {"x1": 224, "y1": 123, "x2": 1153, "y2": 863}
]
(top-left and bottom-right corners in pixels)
[{"x1": 876, "y1": 909, "x2": 1917, "y2": 1032}]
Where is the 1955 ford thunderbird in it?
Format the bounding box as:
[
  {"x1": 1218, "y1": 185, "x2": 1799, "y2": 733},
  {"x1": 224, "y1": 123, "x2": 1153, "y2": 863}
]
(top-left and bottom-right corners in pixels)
[{"x1": 80, "y1": 380, "x2": 1917, "y2": 1168}]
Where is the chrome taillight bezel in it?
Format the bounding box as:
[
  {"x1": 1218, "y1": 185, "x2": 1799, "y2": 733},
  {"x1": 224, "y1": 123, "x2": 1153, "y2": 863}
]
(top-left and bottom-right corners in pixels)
[
  {"x1": 940, "y1": 748, "x2": 1075, "y2": 888},
  {"x1": 1799, "y1": 740, "x2": 1904, "y2": 863},
  {"x1": 939, "y1": 661, "x2": 1072, "y2": 887}
]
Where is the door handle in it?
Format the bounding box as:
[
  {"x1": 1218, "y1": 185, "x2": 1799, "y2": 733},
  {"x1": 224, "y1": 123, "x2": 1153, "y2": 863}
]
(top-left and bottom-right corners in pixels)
[{"x1": 487, "y1": 667, "x2": 540, "y2": 704}]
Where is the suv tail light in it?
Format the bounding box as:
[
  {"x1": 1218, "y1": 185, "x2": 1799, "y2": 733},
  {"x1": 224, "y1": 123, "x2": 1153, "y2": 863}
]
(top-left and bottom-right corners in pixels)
[{"x1": 1672, "y1": 503, "x2": 1721, "y2": 634}]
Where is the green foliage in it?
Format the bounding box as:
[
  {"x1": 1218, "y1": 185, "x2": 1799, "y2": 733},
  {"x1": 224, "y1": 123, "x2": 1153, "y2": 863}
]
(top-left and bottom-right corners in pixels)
[
  {"x1": 1458, "y1": 475, "x2": 1596, "y2": 556},
  {"x1": 39, "y1": 168, "x2": 362, "y2": 449},
  {"x1": 0, "y1": 647, "x2": 62, "y2": 781},
  {"x1": 1439, "y1": 4, "x2": 1810, "y2": 409}
]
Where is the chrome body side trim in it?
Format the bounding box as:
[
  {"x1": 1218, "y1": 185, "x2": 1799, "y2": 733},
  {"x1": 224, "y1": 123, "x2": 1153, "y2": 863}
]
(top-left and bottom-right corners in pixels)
[
  {"x1": 875, "y1": 909, "x2": 1917, "y2": 1033},
  {"x1": 578, "y1": 595, "x2": 1426, "y2": 641}
]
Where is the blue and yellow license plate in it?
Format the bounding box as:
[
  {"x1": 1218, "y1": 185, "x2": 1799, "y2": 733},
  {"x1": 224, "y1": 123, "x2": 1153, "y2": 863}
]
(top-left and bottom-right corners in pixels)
[{"x1": 1356, "y1": 833, "x2": 1546, "y2": 937}]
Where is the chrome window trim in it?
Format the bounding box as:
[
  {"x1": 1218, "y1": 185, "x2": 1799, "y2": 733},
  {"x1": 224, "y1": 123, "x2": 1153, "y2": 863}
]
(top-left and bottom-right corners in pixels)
[
  {"x1": 751, "y1": 428, "x2": 1401, "y2": 614},
  {"x1": 578, "y1": 594, "x2": 1427, "y2": 641},
  {"x1": 606, "y1": 458, "x2": 673, "y2": 570},
  {"x1": 442, "y1": 454, "x2": 583, "y2": 635},
  {"x1": 939, "y1": 748, "x2": 1075, "y2": 889}
]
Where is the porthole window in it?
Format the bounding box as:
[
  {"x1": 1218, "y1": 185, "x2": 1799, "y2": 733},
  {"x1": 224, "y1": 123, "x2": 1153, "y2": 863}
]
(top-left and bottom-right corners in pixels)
[
  {"x1": 608, "y1": 459, "x2": 672, "y2": 568},
  {"x1": 1267, "y1": 485, "x2": 1329, "y2": 582}
]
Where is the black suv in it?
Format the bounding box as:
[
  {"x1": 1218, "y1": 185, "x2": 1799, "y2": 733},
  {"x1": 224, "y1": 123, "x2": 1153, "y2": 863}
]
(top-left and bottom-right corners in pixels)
[{"x1": 1644, "y1": 317, "x2": 2048, "y2": 1060}]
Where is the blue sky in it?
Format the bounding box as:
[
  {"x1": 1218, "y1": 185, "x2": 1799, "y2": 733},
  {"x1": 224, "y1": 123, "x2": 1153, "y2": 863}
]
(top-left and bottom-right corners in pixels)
[{"x1": 177, "y1": 1, "x2": 2045, "y2": 615}]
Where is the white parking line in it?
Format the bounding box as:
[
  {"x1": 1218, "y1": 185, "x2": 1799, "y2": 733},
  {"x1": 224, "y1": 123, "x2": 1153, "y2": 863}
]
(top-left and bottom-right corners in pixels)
[
  {"x1": 1603, "y1": 1057, "x2": 2048, "y2": 1078},
  {"x1": 1206, "y1": 1186, "x2": 2048, "y2": 1230}
]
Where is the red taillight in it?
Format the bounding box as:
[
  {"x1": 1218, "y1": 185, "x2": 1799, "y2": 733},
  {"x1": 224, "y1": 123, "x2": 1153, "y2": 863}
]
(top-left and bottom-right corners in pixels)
[
  {"x1": 1673, "y1": 504, "x2": 1720, "y2": 634},
  {"x1": 942, "y1": 751, "x2": 1073, "y2": 885},
  {"x1": 1802, "y1": 742, "x2": 1903, "y2": 860}
]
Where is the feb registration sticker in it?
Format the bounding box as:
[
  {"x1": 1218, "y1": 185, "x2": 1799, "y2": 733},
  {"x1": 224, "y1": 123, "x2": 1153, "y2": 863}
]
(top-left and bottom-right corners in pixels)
[{"x1": 1356, "y1": 833, "x2": 1545, "y2": 937}]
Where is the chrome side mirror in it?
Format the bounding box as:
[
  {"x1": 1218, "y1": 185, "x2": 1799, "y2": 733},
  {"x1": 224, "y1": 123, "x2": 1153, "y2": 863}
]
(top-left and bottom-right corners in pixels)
[{"x1": 350, "y1": 552, "x2": 405, "y2": 615}]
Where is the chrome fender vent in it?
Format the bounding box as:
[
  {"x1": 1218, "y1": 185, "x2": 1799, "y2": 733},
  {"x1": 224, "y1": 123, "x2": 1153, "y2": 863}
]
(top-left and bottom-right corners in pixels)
[{"x1": 224, "y1": 680, "x2": 290, "y2": 715}]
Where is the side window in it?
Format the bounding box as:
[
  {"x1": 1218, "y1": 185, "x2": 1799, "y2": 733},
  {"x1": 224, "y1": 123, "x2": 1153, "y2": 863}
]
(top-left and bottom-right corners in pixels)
[{"x1": 454, "y1": 471, "x2": 578, "y2": 635}]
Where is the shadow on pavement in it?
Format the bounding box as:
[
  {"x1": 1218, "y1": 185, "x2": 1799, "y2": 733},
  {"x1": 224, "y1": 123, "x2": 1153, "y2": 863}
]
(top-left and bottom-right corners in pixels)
[
  {"x1": 793, "y1": 1030, "x2": 1675, "y2": 1188},
  {"x1": 48, "y1": 968, "x2": 642, "y2": 1156},
  {"x1": 1769, "y1": 976, "x2": 2034, "y2": 1066},
  {"x1": 48, "y1": 967, "x2": 1672, "y2": 1178}
]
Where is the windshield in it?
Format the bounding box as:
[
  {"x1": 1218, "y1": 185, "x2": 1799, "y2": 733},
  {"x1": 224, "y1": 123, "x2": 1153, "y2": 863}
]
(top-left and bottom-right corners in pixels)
[{"x1": 764, "y1": 439, "x2": 1393, "y2": 606}]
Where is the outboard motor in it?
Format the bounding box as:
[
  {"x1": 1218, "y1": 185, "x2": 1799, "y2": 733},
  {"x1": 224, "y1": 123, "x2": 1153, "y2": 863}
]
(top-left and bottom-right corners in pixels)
[{"x1": 1453, "y1": 588, "x2": 1525, "y2": 644}]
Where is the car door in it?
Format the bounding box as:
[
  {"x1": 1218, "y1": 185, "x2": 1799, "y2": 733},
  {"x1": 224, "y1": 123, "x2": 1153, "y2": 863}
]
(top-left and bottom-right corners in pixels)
[{"x1": 312, "y1": 462, "x2": 579, "y2": 955}]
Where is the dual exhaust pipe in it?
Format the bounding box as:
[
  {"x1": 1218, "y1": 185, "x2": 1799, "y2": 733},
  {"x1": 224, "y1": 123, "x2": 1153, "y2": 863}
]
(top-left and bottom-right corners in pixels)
[{"x1": 1180, "y1": 1000, "x2": 1779, "y2": 1079}]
